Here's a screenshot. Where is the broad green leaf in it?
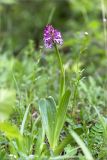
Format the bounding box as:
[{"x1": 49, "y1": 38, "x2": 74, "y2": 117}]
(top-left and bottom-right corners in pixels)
[
  {"x1": 54, "y1": 134, "x2": 73, "y2": 155},
  {"x1": 0, "y1": 89, "x2": 16, "y2": 121},
  {"x1": 0, "y1": 122, "x2": 22, "y2": 140},
  {"x1": 69, "y1": 129, "x2": 94, "y2": 160},
  {"x1": 53, "y1": 89, "x2": 71, "y2": 148},
  {"x1": 39, "y1": 96, "x2": 56, "y2": 147}
]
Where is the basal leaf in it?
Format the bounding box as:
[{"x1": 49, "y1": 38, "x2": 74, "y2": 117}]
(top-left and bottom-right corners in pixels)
[
  {"x1": 39, "y1": 96, "x2": 56, "y2": 147},
  {"x1": 53, "y1": 89, "x2": 71, "y2": 148}
]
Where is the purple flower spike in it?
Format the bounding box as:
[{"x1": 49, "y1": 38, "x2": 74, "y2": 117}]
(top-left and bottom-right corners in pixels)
[{"x1": 43, "y1": 24, "x2": 63, "y2": 48}]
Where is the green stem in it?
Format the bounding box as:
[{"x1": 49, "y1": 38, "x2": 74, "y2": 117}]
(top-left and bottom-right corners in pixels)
[{"x1": 54, "y1": 44, "x2": 65, "y2": 99}]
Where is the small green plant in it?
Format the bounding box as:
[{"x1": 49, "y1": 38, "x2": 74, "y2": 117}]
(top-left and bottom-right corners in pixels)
[
  {"x1": 38, "y1": 24, "x2": 94, "y2": 159},
  {"x1": 39, "y1": 24, "x2": 71, "y2": 157}
]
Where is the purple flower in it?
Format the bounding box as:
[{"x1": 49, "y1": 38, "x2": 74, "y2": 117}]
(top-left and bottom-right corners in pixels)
[{"x1": 43, "y1": 24, "x2": 63, "y2": 48}]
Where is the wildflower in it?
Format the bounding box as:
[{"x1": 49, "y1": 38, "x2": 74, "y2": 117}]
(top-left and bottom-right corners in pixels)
[{"x1": 43, "y1": 24, "x2": 63, "y2": 48}]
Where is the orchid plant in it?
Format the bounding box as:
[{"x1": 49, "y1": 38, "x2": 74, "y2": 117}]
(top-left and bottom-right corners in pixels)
[
  {"x1": 38, "y1": 25, "x2": 93, "y2": 160},
  {"x1": 39, "y1": 24, "x2": 71, "y2": 154}
]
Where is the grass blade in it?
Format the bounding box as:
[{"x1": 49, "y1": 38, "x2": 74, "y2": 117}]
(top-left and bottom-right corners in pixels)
[
  {"x1": 69, "y1": 129, "x2": 94, "y2": 160},
  {"x1": 20, "y1": 104, "x2": 30, "y2": 135}
]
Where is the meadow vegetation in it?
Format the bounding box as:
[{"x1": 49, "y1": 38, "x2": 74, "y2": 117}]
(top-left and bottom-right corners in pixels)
[{"x1": 0, "y1": 0, "x2": 107, "y2": 159}]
